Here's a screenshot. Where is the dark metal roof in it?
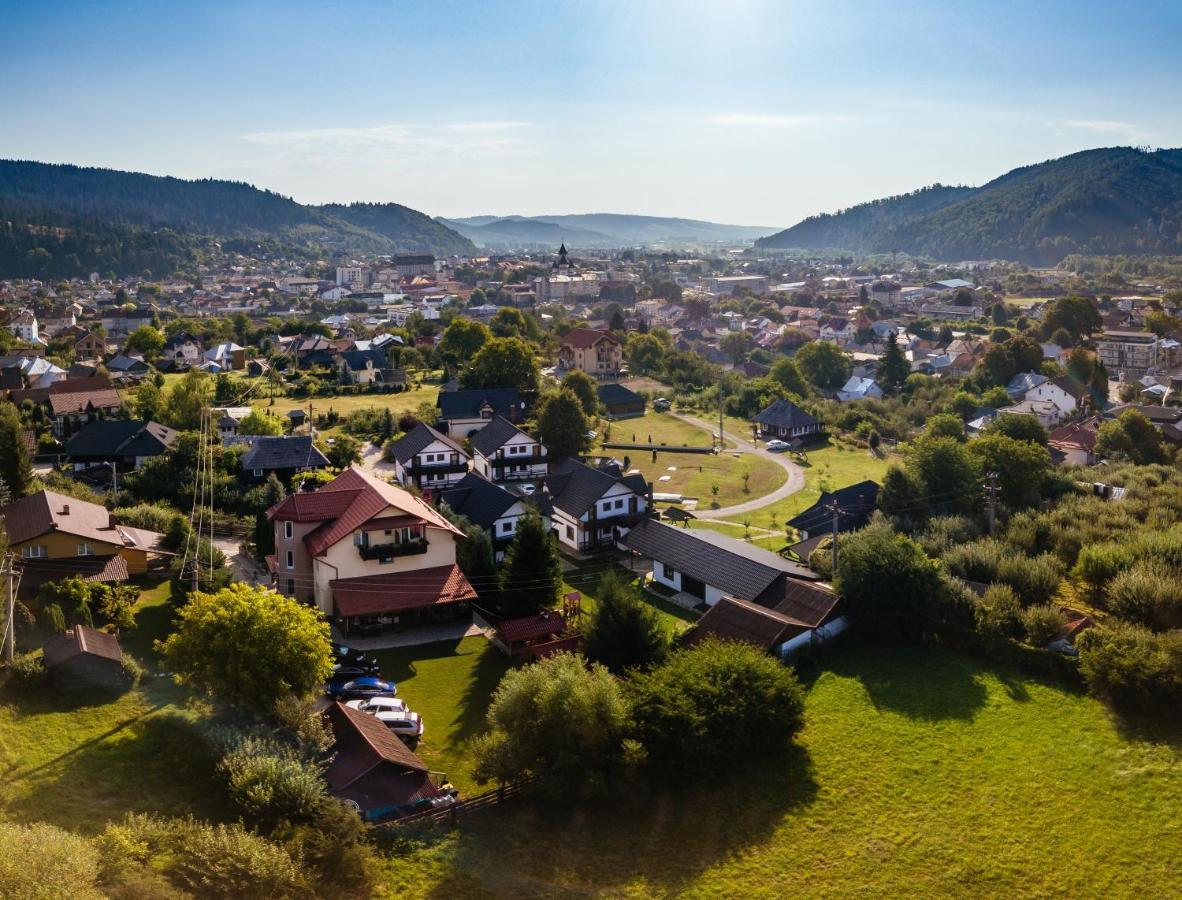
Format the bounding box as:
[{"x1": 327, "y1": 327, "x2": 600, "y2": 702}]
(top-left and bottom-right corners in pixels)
[
  {"x1": 786, "y1": 480, "x2": 880, "y2": 534},
  {"x1": 545, "y1": 457, "x2": 648, "y2": 519},
  {"x1": 436, "y1": 388, "x2": 522, "y2": 421},
  {"x1": 469, "y1": 416, "x2": 532, "y2": 456},
  {"x1": 63, "y1": 419, "x2": 176, "y2": 460},
  {"x1": 438, "y1": 472, "x2": 518, "y2": 530},
  {"x1": 389, "y1": 422, "x2": 466, "y2": 465},
  {"x1": 240, "y1": 435, "x2": 330, "y2": 471},
  {"x1": 684, "y1": 597, "x2": 799, "y2": 651},
  {"x1": 753, "y1": 399, "x2": 820, "y2": 430},
  {"x1": 597, "y1": 383, "x2": 644, "y2": 406}
]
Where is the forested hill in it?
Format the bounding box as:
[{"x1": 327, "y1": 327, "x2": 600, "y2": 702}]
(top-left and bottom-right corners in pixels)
[
  {"x1": 0, "y1": 160, "x2": 473, "y2": 278},
  {"x1": 318, "y1": 203, "x2": 474, "y2": 256},
  {"x1": 757, "y1": 147, "x2": 1182, "y2": 264}
]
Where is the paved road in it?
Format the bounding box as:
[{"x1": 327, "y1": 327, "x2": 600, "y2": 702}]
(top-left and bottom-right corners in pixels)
[
  {"x1": 213, "y1": 536, "x2": 267, "y2": 585},
  {"x1": 358, "y1": 441, "x2": 398, "y2": 480},
  {"x1": 670, "y1": 412, "x2": 806, "y2": 517}
]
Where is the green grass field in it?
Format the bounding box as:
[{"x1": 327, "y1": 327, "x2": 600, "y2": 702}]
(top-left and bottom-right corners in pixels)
[
  {"x1": 598, "y1": 411, "x2": 785, "y2": 509},
  {"x1": 378, "y1": 641, "x2": 1182, "y2": 898}
]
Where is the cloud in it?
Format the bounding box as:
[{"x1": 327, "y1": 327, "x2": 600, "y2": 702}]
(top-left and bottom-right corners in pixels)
[
  {"x1": 1061, "y1": 119, "x2": 1150, "y2": 141},
  {"x1": 240, "y1": 122, "x2": 535, "y2": 158},
  {"x1": 707, "y1": 112, "x2": 851, "y2": 127},
  {"x1": 445, "y1": 120, "x2": 532, "y2": 132}
]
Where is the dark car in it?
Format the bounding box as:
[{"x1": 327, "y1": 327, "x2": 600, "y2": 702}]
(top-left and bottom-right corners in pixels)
[
  {"x1": 326, "y1": 676, "x2": 397, "y2": 700},
  {"x1": 332, "y1": 642, "x2": 377, "y2": 668},
  {"x1": 332, "y1": 661, "x2": 380, "y2": 679}
]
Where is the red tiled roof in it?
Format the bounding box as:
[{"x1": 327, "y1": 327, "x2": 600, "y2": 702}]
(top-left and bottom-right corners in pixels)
[
  {"x1": 685, "y1": 596, "x2": 802, "y2": 651},
  {"x1": 772, "y1": 580, "x2": 839, "y2": 629},
  {"x1": 268, "y1": 488, "x2": 363, "y2": 522},
  {"x1": 49, "y1": 386, "x2": 122, "y2": 417},
  {"x1": 496, "y1": 610, "x2": 566, "y2": 644},
  {"x1": 561, "y1": 327, "x2": 619, "y2": 349},
  {"x1": 330, "y1": 563, "x2": 477, "y2": 618}
]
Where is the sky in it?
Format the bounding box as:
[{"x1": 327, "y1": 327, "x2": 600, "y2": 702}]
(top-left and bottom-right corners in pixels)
[{"x1": 3, "y1": 0, "x2": 1182, "y2": 228}]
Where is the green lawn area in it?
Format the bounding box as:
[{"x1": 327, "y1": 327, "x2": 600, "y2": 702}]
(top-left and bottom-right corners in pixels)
[
  {"x1": 598, "y1": 411, "x2": 785, "y2": 509},
  {"x1": 377, "y1": 641, "x2": 1182, "y2": 897},
  {"x1": 1005, "y1": 296, "x2": 1051, "y2": 307}
]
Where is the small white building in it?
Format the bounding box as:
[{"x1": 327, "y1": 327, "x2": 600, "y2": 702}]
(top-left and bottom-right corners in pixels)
[
  {"x1": 469, "y1": 416, "x2": 548, "y2": 483},
  {"x1": 388, "y1": 423, "x2": 470, "y2": 491}
]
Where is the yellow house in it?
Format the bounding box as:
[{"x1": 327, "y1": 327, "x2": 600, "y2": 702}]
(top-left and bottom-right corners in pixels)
[
  {"x1": 0, "y1": 490, "x2": 164, "y2": 580},
  {"x1": 558, "y1": 328, "x2": 623, "y2": 380}
]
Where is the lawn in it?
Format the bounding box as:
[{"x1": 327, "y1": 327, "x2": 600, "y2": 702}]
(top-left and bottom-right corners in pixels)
[
  {"x1": 377, "y1": 641, "x2": 1182, "y2": 897},
  {"x1": 598, "y1": 411, "x2": 785, "y2": 509}
]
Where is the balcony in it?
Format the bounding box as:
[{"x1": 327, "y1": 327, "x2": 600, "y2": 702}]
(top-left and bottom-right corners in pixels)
[
  {"x1": 404, "y1": 461, "x2": 470, "y2": 478},
  {"x1": 358, "y1": 540, "x2": 429, "y2": 561}
]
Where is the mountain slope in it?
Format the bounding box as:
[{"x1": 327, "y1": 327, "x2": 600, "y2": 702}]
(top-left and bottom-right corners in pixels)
[
  {"x1": 443, "y1": 213, "x2": 776, "y2": 248},
  {"x1": 0, "y1": 159, "x2": 473, "y2": 277},
  {"x1": 757, "y1": 147, "x2": 1182, "y2": 264}
]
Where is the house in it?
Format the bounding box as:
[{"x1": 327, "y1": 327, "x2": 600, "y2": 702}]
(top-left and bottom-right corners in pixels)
[
  {"x1": 558, "y1": 328, "x2": 623, "y2": 380},
  {"x1": 0, "y1": 490, "x2": 163, "y2": 581},
  {"x1": 336, "y1": 349, "x2": 406, "y2": 388},
  {"x1": 72, "y1": 329, "x2": 106, "y2": 362},
  {"x1": 597, "y1": 383, "x2": 646, "y2": 419},
  {"x1": 237, "y1": 435, "x2": 330, "y2": 481},
  {"x1": 439, "y1": 472, "x2": 535, "y2": 560},
  {"x1": 9, "y1": 376, "x2": 124, "y2": 437},
  {"x1": 267, "y1": 467, "x2": 477, "y2": 633},
  {"x1": 545, "y1": 458, "x2": 650, "y2": 553},
  {"x1": 787, "y1": 480, "x2": 880, "y2": 540},
  {"x1": 436, "y1": 388, "x2": 524, "y2": 438},
  {"x1": 820, "y1": 318, "x2": 856, "y2": 345},
  {"x1": 684, "y1": 596, "x2": 812, "y2": 655},
  {"x1": 469, "y1": 416, "x2": 547, "y2": 483},
  {"x1": 9, "y1": 308, "x2": 39, "y2": 343},
  {"x1": 1096, "y1": 330, "x2": 1158, "y2": 378},
  {"x1": 1025, "y1": 375, "x2": 1087, "y2": 418},
  {"x1": 42, "y1": 625, "x2": 124, "y2": 691},
  {"x1": 63, "y1": 419, "x2": 177, "y2": 472},
  {"x1": 1005, "y1": 372, "x2": 1049, "y2": 400},
  {"x1": 999, "y1": 400, "x2": 1061, "y2": 428},
  {"x1": 836, "y1": 376, "x2": 883, "y2": 402},
  {"x1": 389, "y1": 423, "x2": 470, "y2": 490},
  {"x1": 204, "y1": 342, "x2": 246, "y2": 371},
  {"x1": 162, "y1": 333, "x2": 203, "y2": 369},
  {"x1": 325, "y1": 701, "x2": 448, "y2": 822},
  {"x1": 622, "y1": 517, "x2": 817, "y2": 608},
  {"x1": 1048, "y1": 416, "x2": 1101, "y2": 466},
  {"x1": 753, "y1": 399, "x2": 823, "y2": 442},
  {"x1": 106, "y1": 354, "x2": 151, "y2": 378}
]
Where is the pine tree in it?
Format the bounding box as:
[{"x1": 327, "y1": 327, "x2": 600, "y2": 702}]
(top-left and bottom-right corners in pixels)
[
  {"x1": 878, "y1": 331, "x2": 910, "y2": 395},
  {"x1": 499, "y1": 510, "x2": 562, "y2": 618},
  {"x1": 0, "y1": 404, "x2": 33, "y2": 496},
  {"x1": 582, "y1": 572, "x2": 668, "y2": 674}
]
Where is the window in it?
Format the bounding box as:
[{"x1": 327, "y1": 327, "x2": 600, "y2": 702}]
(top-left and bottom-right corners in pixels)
[
  {"x1": 286, "y1": 551, "x2": 294, "y2": 570},
  {"x1": 21, "y1": 545, "x2": 47, "y2": 559},
  {"x1": 661, "y1": 563, "x2": 676, "y2": 580},
  {"x1": 77, "y1": 542, "x2": 94, "y2": 556},
  {"x1": 615, "y1": 499, "x2": 625, "y2": 510},
  {"x1": 500, "y1": 521, "x2": 513, "y2": 534},
  {"x1": 284, "y1": 521, "x2": 293, "y2": 540},
  {"x1": 565, "y1": 525, "x2": 574, "y2": 540},
  {"x1": 287, "y1": 579, "x2": 295, "y2": 595},
  {"x1": 253, "y1": 468, "x2": 264, "y2": 477}
]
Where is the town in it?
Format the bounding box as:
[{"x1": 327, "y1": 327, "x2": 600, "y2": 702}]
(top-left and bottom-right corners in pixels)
[{"x1": 4, "y1": 2, "x2": 1182, "y2": 897}]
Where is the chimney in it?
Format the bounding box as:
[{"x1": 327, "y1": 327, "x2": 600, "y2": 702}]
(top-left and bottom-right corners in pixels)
[{"x1": 61, "y1": 504, "x2": 70, "y2": 516}]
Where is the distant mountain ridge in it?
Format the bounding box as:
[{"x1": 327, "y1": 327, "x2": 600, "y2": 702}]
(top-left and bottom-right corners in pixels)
[
  {"x1": 440, "y1": 213, "x2": 776, "y2": 248},
  {"x1": 0, "y1": 159, "x2": 474, "y2": 278},
  {"x1": 757, "y1": 147, "x2": 1182, "y2": 264}
]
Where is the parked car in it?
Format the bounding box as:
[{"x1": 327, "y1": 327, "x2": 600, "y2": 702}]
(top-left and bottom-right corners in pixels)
[
  {"x1": 332, "y1": 661, "x2": 381, "y2": 680},
  {"x1": 519, "y1": 483, "x2": 537, "y2": 496},
  {"x1": 653, "y1": 397, "x2": 672, "y2": 411},
  {"x1": 332, "y1": 642, "x2": 377, "y2": 668},
  {"x1": 327, "y1": 676, "x2": 397, "y2": 700},
  {"x1": 765, "y1": 439, "x2": 790, "y2": 452},
  {"x1": 345, "y1": 696, "x2": 409, "y2": 715},
  {"x1": 374, "y1": 710, "x2": 424, "y2": 740}
]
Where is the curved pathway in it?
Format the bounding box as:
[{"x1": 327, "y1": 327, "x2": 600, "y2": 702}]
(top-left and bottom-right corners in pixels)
[{"x1": 670, "y1": 412, "x2": 805, "y2": 517}]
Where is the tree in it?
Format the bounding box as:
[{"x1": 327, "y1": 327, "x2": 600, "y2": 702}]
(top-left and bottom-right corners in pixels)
[
  {"x1": 608, "y1": 308, "x2": 627, "y2": 332},
  {"x1": 991, "y1": 303, "x2": 1009, "y2": 326},
  {"x1": 628, "y1": 639, "x2": 805, "y2": 771},
  {"x1": 471, "y1": 653, "x2": 631, "y2": 792},
  {"x1": 984, "y1": 413, "x2": 1047, "y2": 445},
  {"x1": 795, "y1": 340, "x2": 850, "y2": 389},
  {"x1": 1145, "y1": 311, "x2": 1179, "y2": 338},
  {"x1": 125, "y1": 324, "x2": 165, "y2": 358},
  {"x1": 133, "y1": 379, "x2": 164, "y2": 422},
  {"x1": 768, "y1": 357, "x2": 807, "y2": 396},
  {"x1": 561, "y1": 369, "x2": 599, "y2": 418},
  {"x1": 908, "y1": 434, "x2": 980, "y2": 515},
  {"x1": 1096, "y1": 410, "x2": 1165, "y2": 465},
  {"x1": 720, "y1": 331, "x2": 753, "y2": 364},
  {"x1": 536, "y1": 389, "x2": 591, "y2": 459},
  {"x1": 162, "y1": 369, "x2": 213, "y2": 430},
  {"x1": 626, "y1": 333, "x2": 665, "y2": 376},
  {"x1": 439, "y1": 318, "x2": 490, "y2": 365},
  {"x1": 249, "y1": 474, "x2": 286, "y2": 560},
  {"x1": 323, "y1": 434, "x2": 361, "y2": 470},
  {"x1": 461, "y1": 337, "x2": 539, "y2": 393},
  {"x1": 158, "y1": 584, "x2": 332, "y2": 713},
  {"x1": 878, "y1": 331, "x2": 909, "y2": 395},
  {"x1": 969, "y1": 432, "x2": 1050, "y2": 509},
  {"x1": 582, "y1": 572, "x2": 669, "y2": 674},
  {"x1": 237, "y1": 408, "x2": 284, "y2": 436},
  {"x1": 1041, "y1": 295, "x2": 1102, "y2": 340},
  {"x1": 878, "y1": 464, "x2": 924, "y2": 522},
  {"x1": 926, "y1": 413, "x2": 966, "y2": 441},
  {"x1": 0, "y1": 402, "x2": 33, "y2": 496},
  {"x1": 499, "y1": 509, "x2": 562, "y2": 618}
]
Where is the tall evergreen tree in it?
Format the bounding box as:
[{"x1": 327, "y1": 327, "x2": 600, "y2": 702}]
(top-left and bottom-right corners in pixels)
[
  {"x1": 0, "y1": 404, "x2": 33, "y2": 496},
  {"x1": 499, "y1": 510, "x2": 562, "y2": 618},
  {"x1": 582, "y1": 572, "x2": 669, "y2": 674},
  {"x1": 878, "y1": 331, "x2": 910, "y2": 395}
]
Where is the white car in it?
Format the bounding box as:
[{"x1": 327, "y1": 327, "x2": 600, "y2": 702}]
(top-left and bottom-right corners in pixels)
[
  {"x1": 765, "y1": 439, "x2": 791, "y2": 452},
  {"x1": 375, "y1": 710, "x2": 424, "y2": 740},
  {"x1": 346, "y1": 696, "x2": 410, "y2": 715},
  {"x1": 520, "y1": 483, "x2": 537, "y2": 496}
]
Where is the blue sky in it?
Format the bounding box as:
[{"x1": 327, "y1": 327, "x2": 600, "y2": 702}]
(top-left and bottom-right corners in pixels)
[{"x1": 3, "y1": 0, "x2": 1181, "y2": 227}]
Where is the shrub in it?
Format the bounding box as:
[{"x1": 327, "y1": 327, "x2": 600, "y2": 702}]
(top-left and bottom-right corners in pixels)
[
  {"x1": 120, "y1": 653, "x2": 145, "y2": 687},
  {"x1": 975, "y1": 584, "x2": 1023, "y2": 642},
  {"x1": 918, "y1": 515, "x2": 980, "y2": 557},
  {"x1": 4, "y1": 651, "x2": 46, "y2": 688},
  {"x1": 1021, "y1": 604, "x2": 1067, "y2": 646},
  {"x1": 1104, "y1": 564, "x2": 1182, "y2": 632},
  {"x1": 628, "y1": 639, "x2": 806, "y2": 771},
  {"x1": 943, "y1": 539, "x2": 1006, "y2": 583},
  {"x1": 39, "y1": 602, "x2": 66, "y2": 634},
  {"x1": 1073, "y1": 542, "x2": 1136, "y2": 603},
  {"x1": 996, "y1": 553, "x2": 1062, "y2": 606},
  {"x1": 1077, "y1": 622, "x2": 1182, "y2": 714},
  {"x1": 0, "y1": 821, "x2": 102, "y2": 900},
  {"x1": 217, "y1": 735, "x2": 327, "y2": 828}
]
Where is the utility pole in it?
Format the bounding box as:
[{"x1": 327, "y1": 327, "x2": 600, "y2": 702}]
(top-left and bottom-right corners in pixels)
[
  {"x1": 717, "y1": 381, "x2": 724, "y2": 453},
  {"x1": 827, "y1": 498, "x2": 841, "y2": 577},
  {"x1": 985, "y1": 471, "x2": 1000, "y2": 537},
  {"x1": 4, "y1": 554, "x2": 16, "y2": 663}
]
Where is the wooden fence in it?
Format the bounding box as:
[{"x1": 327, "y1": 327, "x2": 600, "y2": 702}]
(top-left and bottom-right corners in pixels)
[
  {"x1": 376, "y1": 779, "x2": 533, "y2": 830},
  {"x1": 601, "y1": 442, "x2": 714, "y2": 454}
]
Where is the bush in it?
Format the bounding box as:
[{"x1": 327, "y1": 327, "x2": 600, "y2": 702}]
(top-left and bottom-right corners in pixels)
[
  {"x1": 1021, "y1": 604, "x2": 1067, "y2": 646},
  {"x1": 1077, "y1": 622, "x2": 1182, "y2": 714},
  {"x1": 217, "y1": 735, "x2": 327, "y2": 828},
  {"x1": 4, "y1": 651, "x2": 46, "y2": 689},
  {"x1": 120, "y1": 653, "x2": 145, "y2": 687},
  {"x1": 1104, "y1": 563, "x2": 1182, "y2": 632},
  {"x1": 975, "y1": 584, "x2": 1023, "y2": 642},
  {"x1": 1073, "y1": 542, "x2": 1136, "y2": 602},
  {"x1": 628, "y1": 639, "x2": 805, "y2": 771},
  {"x1": 996, "y1": 553, "x2": 1062, "y2": 606},
  {"x1": 942, "y1": 539, "x2": 1005, "y2": 583},
  {"x1": 0, "y1": 821, "x2": 102, "y2": 900}
]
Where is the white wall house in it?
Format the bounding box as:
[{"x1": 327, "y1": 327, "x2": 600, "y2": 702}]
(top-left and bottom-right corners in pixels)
[{"x1": 470, "y1": 416, "x2": 548, "y2": 483}]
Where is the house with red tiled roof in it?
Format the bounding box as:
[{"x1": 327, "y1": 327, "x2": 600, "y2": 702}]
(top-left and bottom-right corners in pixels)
[
  {"x1": 558, "y1": 328, "x2": 622, "y2": 380},
  {"x1": 267, "y1": 466, "x2": 477, "y2": 635}
]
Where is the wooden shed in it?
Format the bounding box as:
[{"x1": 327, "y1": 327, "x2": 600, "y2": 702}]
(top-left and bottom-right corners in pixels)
[{"x1": 42, "y1": 625, "x2": 124, "y2": 691}]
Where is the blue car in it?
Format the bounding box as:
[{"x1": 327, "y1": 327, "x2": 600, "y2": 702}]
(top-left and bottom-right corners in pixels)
[{"x1": 327, "y1": 676, "x2": 397, "y2": 700}]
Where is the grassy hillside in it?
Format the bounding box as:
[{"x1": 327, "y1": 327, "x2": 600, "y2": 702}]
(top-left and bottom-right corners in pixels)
[{"x1": 758, "y1": 146, "x2": 1182, "y2": 264}]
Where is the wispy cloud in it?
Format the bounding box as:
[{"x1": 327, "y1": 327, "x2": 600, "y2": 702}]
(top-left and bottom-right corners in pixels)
[
  {"x1": 1062, "y1": 118, "x2": 1150, "y2": 141},
  {"x1": 240, "y1": 121, "x2": 535, "y2": 158},
  {"x1": 707, "y1": 112, "x2": 852, "y2": 127}
]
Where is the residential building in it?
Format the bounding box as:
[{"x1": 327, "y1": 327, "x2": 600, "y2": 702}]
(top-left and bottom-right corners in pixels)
[
  {"x1": 71, "y1": 329, "x2": 106, "y2": 362},
  {"x1": 389, "y1": 423, "x2": 470, "y2": 490},
  {"x1": 836, "y1": 376, "x2": 883, "y2": 402},
  {"x1": 337, "y1": 349, "x2": 404, "y2": 387},
  {"x1": 999, "y1": 400, "x2": 1062, "y2": 428},
  {"x1": 469, "y1": 416, "x2": 547, "y2": 483},
  {"x1": 545, "y1": 458, "x2": 650, "y2": 553},
  {"x1": 557, "y1": 328, "x2": 623, "y2": 380},
  {"x1": 392, "y1": 253, "x2": 436, "y2": 278},
  {"x1": 787, "y1": 481, "x2": 880, "y2": 542},
  {"x1": 684, "y1": 592, "x2": 838, "y2": 656},
  {"x1": 705, "y1": 275, "x2": 769, "y2": 296},
  {"x1": 235, "y1": 435, "x2": 331, "y2": 482},
  {"x1": 1025, "y1": 375, "x2": 1088, "y2": 418},
  {"x1": 204, "y1": 341, "x2": 246, "y2": 371},
  {"x1": 753, "y1": 399, "x2": 823, "y2": 442},
  {"x1": 8, "y1": 376, "x2": 123, "y2": 437},
  {"x1": 162, "y1": 332, "x2": 203, "y2": 369},
  {"x1": 436, "y1": 388, "x2": 524, "y2": 437},
  {"x1": 1048, "y1": 417, "x2": 1101, "y2": 466},
  {"x1": 439, "y1": 472, "x2": 536, "y2": 560},
  {"x1": 10, "y1": 308, "x2": 39, "y2": 343},
  {"x1": 63, "y1": 419, "x2": 177, "y2": 472},
  {"x1": 597, "y1": 382, "x2": 646, "y2": 419},
  {"x1": 1096, "y1": 330, "x2": 1159, "y2": 378},
  {"x1": 267, "y1": 466, "x2": 477, "y2": 632}
]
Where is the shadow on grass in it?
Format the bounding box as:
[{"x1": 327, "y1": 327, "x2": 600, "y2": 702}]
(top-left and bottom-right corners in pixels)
[
  {"x1": 451, "y1": 643, "x2": 513, "y2": 745},
  {"x1": 121, "y1": 600, "x2": 177, "y2": 664},
  {"x1": 422, "y1": 746, "x2": 818, "y2": 896},
  {"x1": 821, "y1": 639, "x2": 989, "y2": 721},
  {"x1": 371, "y1": 636, "x2": 469, "y2": 685}
]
